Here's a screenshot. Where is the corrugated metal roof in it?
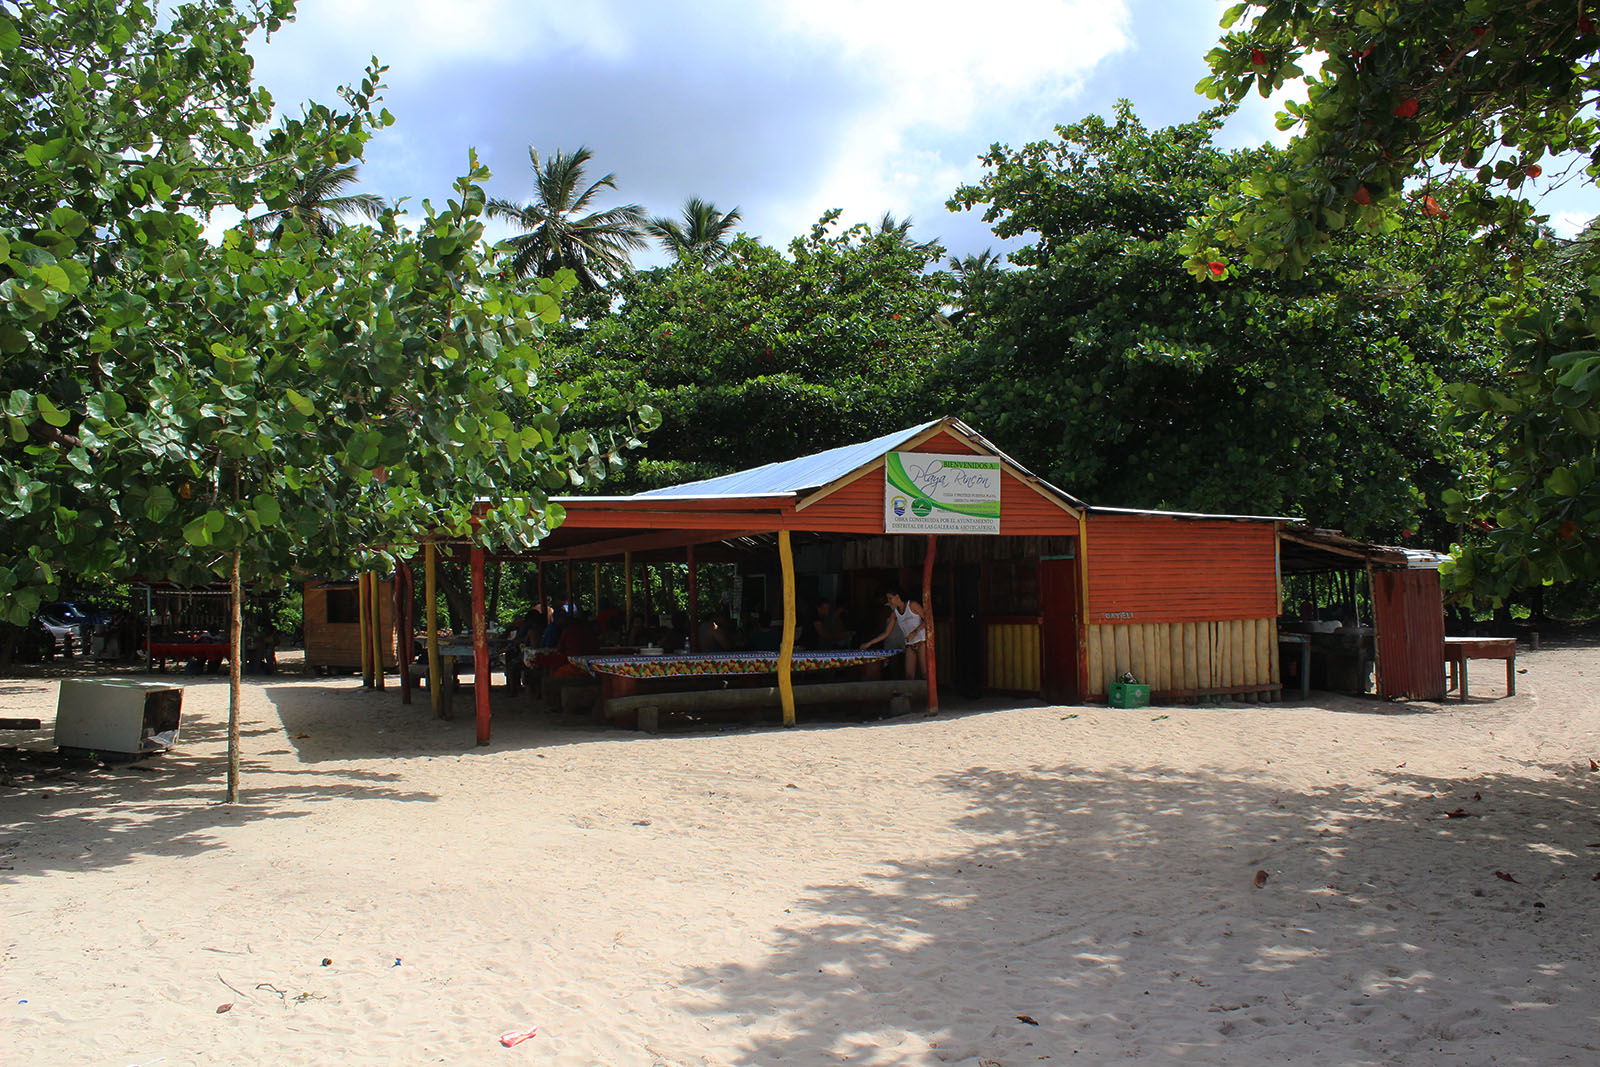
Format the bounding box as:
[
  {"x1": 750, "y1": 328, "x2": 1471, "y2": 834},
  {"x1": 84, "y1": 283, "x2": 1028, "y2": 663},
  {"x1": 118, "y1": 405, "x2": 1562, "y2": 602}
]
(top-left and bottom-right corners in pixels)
[{"x1": 635, "y1": 419, "x2": 944, "y2": 499}]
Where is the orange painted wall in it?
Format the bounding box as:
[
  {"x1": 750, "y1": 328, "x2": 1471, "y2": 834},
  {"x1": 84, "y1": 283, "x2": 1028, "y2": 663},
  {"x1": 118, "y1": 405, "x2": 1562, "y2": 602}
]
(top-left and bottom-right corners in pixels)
[
  {"x1": 1085, "y1": 514, "x2": 1278, "y2": 623},
  {"x1": 797, "y1": 428, "x2": 1078, "y2": 534}
]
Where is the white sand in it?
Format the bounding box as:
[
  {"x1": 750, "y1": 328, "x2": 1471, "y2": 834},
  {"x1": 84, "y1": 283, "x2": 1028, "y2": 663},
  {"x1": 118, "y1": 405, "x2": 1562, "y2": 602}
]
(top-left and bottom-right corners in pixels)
[{"x1": 3, "y1": 639, "x2": 1598, "y2": 1065}]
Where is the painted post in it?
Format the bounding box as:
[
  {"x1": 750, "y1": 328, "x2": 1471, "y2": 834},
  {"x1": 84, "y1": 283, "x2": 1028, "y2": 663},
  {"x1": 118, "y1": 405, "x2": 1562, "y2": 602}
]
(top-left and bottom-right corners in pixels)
[
  {"x1": 358, "y1": 572, "x2": 373, "y2": 687},
  {"x1": 396, "y1": 559, "x2": 413, "y2": 704},
  {"x1": 624, "y1": 551, "x2": 634, "y2": 628},
  {"x1": 687, "y1": 544, "x2": 698, "y2": 652},
  {"x1": 778, "y1": 529, "x2": 797, "y2": 727},
  {"x1": 471, "y1": 545, "x2": 491, "y2": 745},
  {"x1": 370, "y1": 568, "x2": 385, "y2": 690},
  {"x1": 426, "y1": 543, "x2": 444, "y2": 718},
  {"x1": 923, "y1": 534, "x2": 939, "y2": 716}
]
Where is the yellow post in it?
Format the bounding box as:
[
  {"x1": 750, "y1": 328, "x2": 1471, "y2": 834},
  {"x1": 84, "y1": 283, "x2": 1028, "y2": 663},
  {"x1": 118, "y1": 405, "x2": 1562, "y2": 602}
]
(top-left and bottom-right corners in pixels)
[
  {"x1": 370, "y1": 568, "x2": 385, "y2": 689},
  {"x1": 425, "y1": 543, "x2": 444, "y2": 717},
  {"x1": 624, "y1": 551, "x2": 633, "y2": 626},
  {"x1": 357, "y1": 572, "x2": 373, "y2": 686},
  {"x1": 778, "y1": 528, "x2": 796, "y2": 727}
]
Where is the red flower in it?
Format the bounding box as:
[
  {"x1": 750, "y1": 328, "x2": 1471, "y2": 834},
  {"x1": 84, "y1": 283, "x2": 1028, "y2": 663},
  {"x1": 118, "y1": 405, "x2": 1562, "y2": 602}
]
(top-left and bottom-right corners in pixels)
[
  {"x1": 1250, "y1": 48, "x2": 1266, "y2": 65},
  {"x1": 1525, "y1": 164, "x2": 1542, "y2": 178},
  {"x1": 1393, "y1": 97, "x2": 1419, "y2": 119},
  {"x1": 1207, "y1": 261, "x2": 1226, "y2": 277},
  {"x1": 892, "y1": 313, "x2": 901, "y2": 319},
  {"x1": 1559, "y1": 520, "x2": 1578, "y2": 541},
  {"x1": 1422, "y1": 195, "x2": 1445, "y2": 217},
  {"x1": 1471, "y1": 25, "x2": 1486, "y2": 37},
  {"x1": 1402, "y1": 528, "x2": 1413, "y2": 539},
  {"x1": 1352, "y1": 185, "x2": 1371, "y2": 205}
]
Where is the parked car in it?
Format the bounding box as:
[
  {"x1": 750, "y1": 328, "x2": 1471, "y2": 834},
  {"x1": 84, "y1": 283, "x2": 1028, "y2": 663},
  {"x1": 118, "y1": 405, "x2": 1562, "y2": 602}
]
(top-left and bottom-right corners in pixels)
[
  {"x1": 42, "y1": 600, "x2": 114, "y2": 628},
  {"x1": 32, "y1": 613, "x2": 84, "y2": 656}
]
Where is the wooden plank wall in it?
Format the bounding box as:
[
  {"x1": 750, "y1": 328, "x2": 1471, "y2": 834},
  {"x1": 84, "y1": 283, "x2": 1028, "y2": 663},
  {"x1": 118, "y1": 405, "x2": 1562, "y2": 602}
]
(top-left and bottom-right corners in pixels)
[
  {"x1": 986, "y1": 621, "x2": 1041, "y2": 692},
  {"x1": 1086, "y1": 618, "x2": 1279, "y2": 699},
  {"x1": 304, "y1": 581, "x2": 398, "y2": 669}
]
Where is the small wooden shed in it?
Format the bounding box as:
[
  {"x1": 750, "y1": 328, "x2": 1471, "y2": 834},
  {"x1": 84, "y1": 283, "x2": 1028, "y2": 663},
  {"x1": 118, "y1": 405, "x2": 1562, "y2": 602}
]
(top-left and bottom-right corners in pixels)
[{"x1": 303, "y1": 579, "x2": 398, "y2": 672}]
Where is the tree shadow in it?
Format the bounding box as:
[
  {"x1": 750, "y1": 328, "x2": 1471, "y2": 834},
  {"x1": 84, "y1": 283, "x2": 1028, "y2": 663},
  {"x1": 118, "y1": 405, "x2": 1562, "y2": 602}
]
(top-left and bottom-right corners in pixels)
[
  {"x1": 0, "y1": 724, "x2": 436, "y2": 886},
  {"x1": 673, "y1": 762, "x2": 1600, "y2": 1063}
]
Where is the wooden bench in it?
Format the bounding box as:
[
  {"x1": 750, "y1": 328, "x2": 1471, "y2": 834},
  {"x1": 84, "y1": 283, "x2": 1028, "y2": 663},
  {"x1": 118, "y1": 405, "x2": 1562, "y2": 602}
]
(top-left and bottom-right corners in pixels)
[
  {"x1": 606, "y1": 679, "x2": 929, "y2": 733},
  {"x1": 1444, "y1": 637, "x2": 1518, "y2": 701}
]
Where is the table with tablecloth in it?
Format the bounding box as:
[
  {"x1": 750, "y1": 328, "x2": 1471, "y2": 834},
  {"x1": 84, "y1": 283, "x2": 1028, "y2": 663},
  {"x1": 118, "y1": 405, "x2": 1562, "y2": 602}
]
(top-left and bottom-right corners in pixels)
[{"x1": 568, "y1": 648, "x2": 902, "y2": 705}]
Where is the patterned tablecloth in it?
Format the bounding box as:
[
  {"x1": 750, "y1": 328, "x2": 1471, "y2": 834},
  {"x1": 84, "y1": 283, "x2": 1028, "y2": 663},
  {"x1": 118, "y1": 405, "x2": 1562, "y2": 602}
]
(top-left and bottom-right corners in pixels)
[{"x1": 568, "y1": 648, "x2": 899, "y2": 680}]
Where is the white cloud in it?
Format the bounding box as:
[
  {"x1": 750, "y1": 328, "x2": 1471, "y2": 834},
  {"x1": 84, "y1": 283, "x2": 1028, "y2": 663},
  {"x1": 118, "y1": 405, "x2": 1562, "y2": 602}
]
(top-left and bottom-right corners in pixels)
[{"x1": 766, "y1": 0, "x2": 1132, "y2": 237}]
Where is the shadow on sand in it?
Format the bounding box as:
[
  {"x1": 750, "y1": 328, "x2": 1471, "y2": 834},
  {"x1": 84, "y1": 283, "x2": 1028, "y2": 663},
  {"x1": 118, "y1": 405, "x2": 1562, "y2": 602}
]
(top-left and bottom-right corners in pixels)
[{"x1": 670, "y1": 761, "x2": 1600, "y2": 1063}]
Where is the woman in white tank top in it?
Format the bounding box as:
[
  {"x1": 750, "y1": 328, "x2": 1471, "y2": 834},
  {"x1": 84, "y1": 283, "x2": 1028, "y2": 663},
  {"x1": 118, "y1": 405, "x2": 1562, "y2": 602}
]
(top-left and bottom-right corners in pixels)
[{"x1": 861, "y1": 586, "x2": 927, "y2": 679}]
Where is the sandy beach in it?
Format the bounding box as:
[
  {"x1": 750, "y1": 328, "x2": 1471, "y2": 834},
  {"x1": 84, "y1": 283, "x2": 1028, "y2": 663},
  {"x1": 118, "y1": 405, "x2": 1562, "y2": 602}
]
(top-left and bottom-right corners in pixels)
[{"x1": 2, "y1": 638, "x2": 1598, "y2": 1065}]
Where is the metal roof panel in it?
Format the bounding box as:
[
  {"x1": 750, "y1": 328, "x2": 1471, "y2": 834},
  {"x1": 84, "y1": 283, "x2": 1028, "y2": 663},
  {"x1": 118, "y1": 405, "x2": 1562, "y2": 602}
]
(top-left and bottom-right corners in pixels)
[{"x1": 634, "y1": 419, "x2": 944, "y2": 499}]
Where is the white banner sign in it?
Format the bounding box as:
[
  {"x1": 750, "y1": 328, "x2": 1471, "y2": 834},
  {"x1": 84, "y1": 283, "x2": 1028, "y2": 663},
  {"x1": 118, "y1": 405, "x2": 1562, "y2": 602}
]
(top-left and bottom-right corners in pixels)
[{"x1": 884, "y1": 452, "x2": 1001, "y2": 534}]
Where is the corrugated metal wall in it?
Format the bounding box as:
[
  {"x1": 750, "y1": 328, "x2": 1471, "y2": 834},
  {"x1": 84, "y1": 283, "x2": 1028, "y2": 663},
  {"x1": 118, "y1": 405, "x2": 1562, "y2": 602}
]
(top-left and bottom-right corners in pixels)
[
  {"x1": 985, "y1": 620, "x2": 1041, "y2": 692},
  {"x1": 1086, "y1": 618, "x2": 1279, "y2": 698},
  {"x1": 1372, "y1": 569, "x2": 1446, "y2": 700},
  {"x1": 1086, "y1": 514, "x2": 1278, "y2": 623}
]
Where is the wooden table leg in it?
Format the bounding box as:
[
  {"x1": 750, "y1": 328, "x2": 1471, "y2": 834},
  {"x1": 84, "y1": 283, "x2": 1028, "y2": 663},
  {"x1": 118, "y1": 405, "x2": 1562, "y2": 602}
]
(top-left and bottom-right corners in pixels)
[
  {"x1": 1459, "y1": 658, "x2": 1469, "y2": 702},
  {"x1": 1506, "y1": 656, "x2": 1515, "y2": 696}
]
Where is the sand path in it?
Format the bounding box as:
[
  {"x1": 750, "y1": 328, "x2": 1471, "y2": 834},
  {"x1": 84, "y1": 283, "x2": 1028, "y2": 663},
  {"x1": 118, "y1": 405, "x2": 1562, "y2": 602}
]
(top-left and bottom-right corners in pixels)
[{"x1": 2, "y1": 638, "x2": 1597, "y2": 1064}]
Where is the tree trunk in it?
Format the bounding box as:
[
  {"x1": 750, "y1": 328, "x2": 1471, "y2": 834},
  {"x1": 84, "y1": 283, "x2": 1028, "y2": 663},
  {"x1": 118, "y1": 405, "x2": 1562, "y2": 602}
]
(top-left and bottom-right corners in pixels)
[{"x1": 227, "y1": 549, "x2": 242, "y2": 803}]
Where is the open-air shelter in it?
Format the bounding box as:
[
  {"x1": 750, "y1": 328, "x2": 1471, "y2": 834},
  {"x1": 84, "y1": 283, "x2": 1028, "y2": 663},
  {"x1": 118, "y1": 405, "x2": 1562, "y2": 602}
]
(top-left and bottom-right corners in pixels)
[{"x1": 354, "y1": 417, "x2": 1456, "y2": 743}]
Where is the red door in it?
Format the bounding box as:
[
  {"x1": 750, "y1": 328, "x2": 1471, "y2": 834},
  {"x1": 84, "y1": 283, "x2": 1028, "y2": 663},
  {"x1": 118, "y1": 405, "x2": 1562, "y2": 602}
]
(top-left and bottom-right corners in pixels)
[
  {"x1": 1372, "y1": 569, "x2": 1446, "y2": 700},
  {"x1": 1039, "y1": 556, "x2": 1081, "y2": 704}
]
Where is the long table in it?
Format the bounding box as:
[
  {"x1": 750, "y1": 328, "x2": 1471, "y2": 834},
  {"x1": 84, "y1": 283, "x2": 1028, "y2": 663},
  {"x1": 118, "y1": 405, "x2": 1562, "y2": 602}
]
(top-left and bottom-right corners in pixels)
[{"x1": 568, "y1": 649, "x2": 902, "y2": 722}]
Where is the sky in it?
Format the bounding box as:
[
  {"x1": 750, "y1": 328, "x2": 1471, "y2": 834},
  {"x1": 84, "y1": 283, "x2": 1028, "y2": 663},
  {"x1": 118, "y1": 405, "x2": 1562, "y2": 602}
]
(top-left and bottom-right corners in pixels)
[{"x1": 247, "y1": 0, "x2": 1595, "y2": 266}]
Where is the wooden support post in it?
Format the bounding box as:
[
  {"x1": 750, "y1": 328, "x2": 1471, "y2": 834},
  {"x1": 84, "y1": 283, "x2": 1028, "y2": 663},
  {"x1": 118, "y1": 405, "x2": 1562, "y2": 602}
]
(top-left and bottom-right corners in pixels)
[
  {"x1": 923, "y1": 534, "x2": 939, "y2": 716},
  {"x1": 593, "y1": 563, "x2": 600, "y2": 616},
  {"x1": 687, "y1": 544, "x2": 699, "y2": 652},
  {"x1": 370, "y1": 568, "x2": 385, "y2": 690},
  {"x1": 624, "y1": 551, "x2": 634, "y2": 626},
  {"x1": 426, "y1": 543, "x2": 444, "y2": 718},
  {"x1": 472, "y1": 545, "x2": 491, "y2": 745},
  {"x1": 397, "y1": 559, "x2": 413, "y2": 704},
  {"x1": 778, "y1": 529, "x2": 797, "y2": 727},
  {"x1": 358, "y1": 572, "x2": 373, "y2": 687},
  {"x1": 565, "y1": 559, "x2": 573, "y2": 612}
]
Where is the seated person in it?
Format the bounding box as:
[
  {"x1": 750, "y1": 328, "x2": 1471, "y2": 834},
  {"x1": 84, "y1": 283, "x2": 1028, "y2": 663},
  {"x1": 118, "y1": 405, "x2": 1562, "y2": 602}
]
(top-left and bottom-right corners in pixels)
[
  {"x1": 812, "y1": 599, "x2": 849, "y2": 649},
  {"x1": 550, "y1": 610, "x2": 600, "y2": 676},
  {"x1": 698, "y1": 610, "x2": 735, "y2": 652}
]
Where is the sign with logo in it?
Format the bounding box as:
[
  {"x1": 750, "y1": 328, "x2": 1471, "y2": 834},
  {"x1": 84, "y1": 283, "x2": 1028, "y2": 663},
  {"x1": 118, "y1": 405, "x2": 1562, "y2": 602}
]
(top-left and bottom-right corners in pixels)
[{"x1": 884, "y1": 452, "x2": 1001, "y2": 534}]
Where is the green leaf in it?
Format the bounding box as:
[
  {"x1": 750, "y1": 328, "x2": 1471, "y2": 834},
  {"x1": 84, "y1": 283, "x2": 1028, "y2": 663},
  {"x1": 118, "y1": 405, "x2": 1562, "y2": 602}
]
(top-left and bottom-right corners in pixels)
[
  {"x1": 285, "y1": 388, "x2": 315, "y2": 416},
  {"x1": 253, "y1": 494, "x2": 281, "y2": 526},
  {"x1": 36, "y1": 395, "x2": 70, "y2": 428},
  {"x1": 1546, "y1": 468, "x2": 1579, "y2": 497},
  {"x1": 0, "y1": 14, "x2": 20, "y2": 51},
  {"x1": 183, "y1": 516, "x2": 212, "y2": 546}
]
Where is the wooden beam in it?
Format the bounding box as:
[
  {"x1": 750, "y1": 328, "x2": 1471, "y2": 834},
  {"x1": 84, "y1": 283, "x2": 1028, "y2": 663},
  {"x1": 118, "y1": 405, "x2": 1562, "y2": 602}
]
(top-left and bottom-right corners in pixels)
[
  {"x1": 397, "y1": 559, "x2": 413, "y2": 704},
  {"x1": 554, "y1": 506, "x2": 789, "y2": 531},
  {"x1": 687, "y1": 544, "x2": 698, "y2": 652},
  {"x1": 471, "y1": 545, "x2": 490, "y2": 745},
  {"x1": 358, "y1": 572, "x2": 373, "y2": 687},
  {"x1": 778, "y1": 529, "x2": 796, "y2": 727},
  {"x1": 542, "y1": 527, "x2": 768, "y2": 562},
  {"x1": 923, "y1": 534, "x2": 939, "y2": 716},
  {"x1": 426, "y1": 543, "x2": 444, "y2": 718},
  {"x1": 624, "y1": 551, "x2": 633, "y2": 625},
  {"x1": 370, "y1": 568, "x2": 385, "y2": 690}
]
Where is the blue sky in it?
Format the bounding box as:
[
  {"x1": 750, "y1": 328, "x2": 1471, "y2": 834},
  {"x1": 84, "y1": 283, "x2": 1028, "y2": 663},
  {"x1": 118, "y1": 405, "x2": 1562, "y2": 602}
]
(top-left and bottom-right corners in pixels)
[{"x1": 248, "y1": 1, "x2": 1594, "y2": 265}]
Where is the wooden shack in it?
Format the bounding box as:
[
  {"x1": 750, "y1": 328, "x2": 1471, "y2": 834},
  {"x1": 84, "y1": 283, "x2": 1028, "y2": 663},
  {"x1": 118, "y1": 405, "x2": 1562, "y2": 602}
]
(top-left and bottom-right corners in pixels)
[{"x1": 303, "y1": 579, "x2": 398, "y2": 672}]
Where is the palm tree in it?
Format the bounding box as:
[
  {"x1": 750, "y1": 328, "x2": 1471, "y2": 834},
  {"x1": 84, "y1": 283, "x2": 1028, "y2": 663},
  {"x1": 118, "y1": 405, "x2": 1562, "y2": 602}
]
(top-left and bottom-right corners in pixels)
[
  {"x1": 486, "y1": 145, "x2": 648, "y2": 291},
  {"x1": 247, "y1": 164, "x2": 385, "y2": 241},
  {"x1": 646, "y1": 196, "x2": 743, "y2": 267},
  {"x1": 875, "y1": 212, "x2": 944, "y2": 262}
]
